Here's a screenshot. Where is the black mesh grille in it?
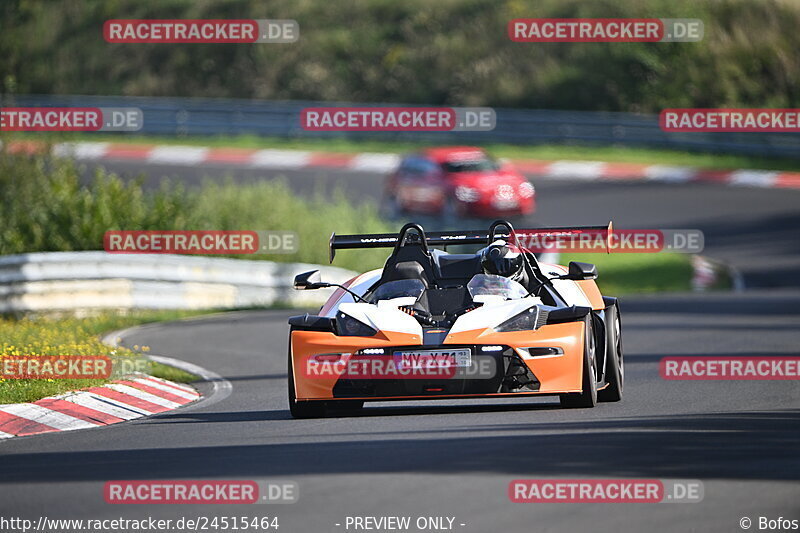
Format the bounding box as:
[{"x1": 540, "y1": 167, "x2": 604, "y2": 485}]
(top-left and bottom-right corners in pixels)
[{"x1": 535, "y1": 309, "x2": 549, "y2": 329}]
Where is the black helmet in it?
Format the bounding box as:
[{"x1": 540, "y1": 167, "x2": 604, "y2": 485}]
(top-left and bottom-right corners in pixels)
[{"x1": 480, "y1": 240, "x2": 525, "y2": 282}]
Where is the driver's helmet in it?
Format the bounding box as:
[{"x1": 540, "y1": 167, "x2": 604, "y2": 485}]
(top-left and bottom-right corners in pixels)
[{"x1": 479, "y1": 240, "x2": 525, "y2": 283}]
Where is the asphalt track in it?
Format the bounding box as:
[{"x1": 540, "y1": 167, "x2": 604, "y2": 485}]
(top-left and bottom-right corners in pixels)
[{"x1": 1, "y1": 158, "x2": 799, "y2": 532}]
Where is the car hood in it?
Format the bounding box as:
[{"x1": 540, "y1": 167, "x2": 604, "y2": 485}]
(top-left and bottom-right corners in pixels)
[{"x1": 449, "y1": 170, "x2": 525, "y2": 189}]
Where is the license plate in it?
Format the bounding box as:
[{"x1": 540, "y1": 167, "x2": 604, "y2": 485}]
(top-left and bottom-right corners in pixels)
[
  {"x1": 492, "y1": 197, "x2": 518, "y2": 209},
  {"x1": 394, "y1": 349, "x2": 472, "y2": 370}
]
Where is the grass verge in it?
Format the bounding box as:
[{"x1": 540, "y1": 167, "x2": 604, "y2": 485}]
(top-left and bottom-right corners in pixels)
[
  {"x1": 17, "y1": 132, "x2": 800, "y2": 172},
  {"x1": 0, "y1": 310, "x2": 207, "y2": 404},
  {"x1": 560, "y1": 253, "x2": 700, "y2": 295}
]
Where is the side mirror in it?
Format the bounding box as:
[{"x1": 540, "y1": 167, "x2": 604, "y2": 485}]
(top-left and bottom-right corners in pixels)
[
  {"x1": 564, "y1": 261, "x2": 598, "y2": 281},
  {"x1": 546, "y1": 305, "x2": 592, "y2": 324},
  {"x1": 293, "y1": 270, "x2": 325, "y2": 290}
]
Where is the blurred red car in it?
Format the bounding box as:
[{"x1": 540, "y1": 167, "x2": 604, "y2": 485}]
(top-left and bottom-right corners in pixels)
[{"x1": 383, "y1": 147, "x2": 535, "y2": 220}]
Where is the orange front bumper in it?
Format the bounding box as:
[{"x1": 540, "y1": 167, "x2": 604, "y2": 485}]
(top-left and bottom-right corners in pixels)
[{"x1": 290, "y1": 321, "x2": 585, "y2": 401}]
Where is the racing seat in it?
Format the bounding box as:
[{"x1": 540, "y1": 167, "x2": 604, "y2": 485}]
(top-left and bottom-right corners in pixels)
[
  {"x1": 378, "y1": 223, "x2": 437, "y2": 289},
  {"x1": 383, "y1": 260, "x2": 430, "y2": 288}
]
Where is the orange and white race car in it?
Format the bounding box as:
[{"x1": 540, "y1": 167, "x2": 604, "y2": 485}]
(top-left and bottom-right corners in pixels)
[{"x1": 287, "y1": 220, "x2": 623, "y2": 418}]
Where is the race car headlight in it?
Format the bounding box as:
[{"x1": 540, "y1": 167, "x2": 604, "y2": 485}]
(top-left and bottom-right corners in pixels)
[
  {"x1": 495, "y1": 306, "x2": 545, "y2": 332},
  {"x1": 519, "y1": 182, "x2": 535, "y2": 198},
  {"x1": 336, "y1": 312, "x2": 377, "y2": 337}
]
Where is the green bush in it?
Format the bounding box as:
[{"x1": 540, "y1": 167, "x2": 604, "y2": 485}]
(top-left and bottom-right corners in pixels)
[{"x1": 0, "y1": 148, "x2": 393, "y2": 271}]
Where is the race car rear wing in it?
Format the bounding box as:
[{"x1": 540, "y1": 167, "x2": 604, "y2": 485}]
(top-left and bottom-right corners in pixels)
[{"x1": 328, "y1": 221, "x2": 613, "y2": 262}]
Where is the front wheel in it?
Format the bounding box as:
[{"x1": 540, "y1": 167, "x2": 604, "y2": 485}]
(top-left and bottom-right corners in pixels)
[
  {"x1": 560, "y1": 316, "x2": 598, "y2": 408},
  {"x1": 598, "y1": 304, "x2": 623, "y2": 402},
  {"x1": 287, "y1": 329, "x2": 327, "y2": 418}
]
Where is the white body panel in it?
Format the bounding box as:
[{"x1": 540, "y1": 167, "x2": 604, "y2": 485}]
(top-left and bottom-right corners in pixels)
[
  {"x1": 322, "y1": 263, "x2": 591, "y2": 337},
  {"x1": 448, "y1": 297, "x2": 542, "y2": 334},
  {"x1": 338, "y1": 301, "x2": 423, "y2": 337},
  {"x1": 320, "y1": 269, "x2": 382, "y2": 317},
  {"x1": 539, "y1": 263, "x2": 592, "y2": 307}
]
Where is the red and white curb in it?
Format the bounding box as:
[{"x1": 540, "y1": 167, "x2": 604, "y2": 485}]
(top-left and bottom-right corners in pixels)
[
  {"x1": 512, "y1": 159, "x2": 800, "y2": 189},
  {"x1": 3, "y1": 140, "x2": 800, "y2": 190},
  {"x1": 2, "y1": 140, "x2": 402, "y2": 173},
  {"x1": 0, "y1": 373, "x2": 199, "y2": 439}
]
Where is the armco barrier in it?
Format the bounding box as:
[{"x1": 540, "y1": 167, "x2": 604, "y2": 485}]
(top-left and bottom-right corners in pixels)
[
  {"x1": 4, "y1": 94, "x2": 800, "y2": 158},
  {"x1": 0, "y1": 252, "x2": 357, "y2": 313}
]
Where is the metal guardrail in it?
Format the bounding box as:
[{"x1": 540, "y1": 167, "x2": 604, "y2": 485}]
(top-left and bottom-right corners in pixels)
[
  {"x1": 0, "y1": 252, "x2": 357, "y2": 313},
  {"x1": 4, "y1": 94, "x2": 800, "y2": 158}
]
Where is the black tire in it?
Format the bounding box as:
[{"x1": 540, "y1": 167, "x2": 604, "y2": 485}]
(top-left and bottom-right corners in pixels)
[
  {"x1": 287, "y1": 328, "x2": 327, "y2": 418},
  {"x1": 598, "y1": 304, "x2": 624, "y2": 402},
  {"x1": 560, "y1": 316, "x2": 598, "y2": 408}
]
